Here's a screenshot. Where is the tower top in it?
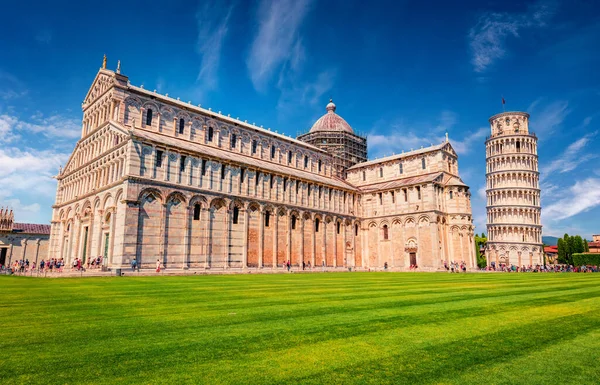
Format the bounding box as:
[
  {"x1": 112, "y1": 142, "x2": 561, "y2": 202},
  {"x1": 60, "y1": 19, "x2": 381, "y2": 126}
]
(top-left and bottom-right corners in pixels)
[{"x1": 488, "y1": 111, "x2": 530, "y2": 137}]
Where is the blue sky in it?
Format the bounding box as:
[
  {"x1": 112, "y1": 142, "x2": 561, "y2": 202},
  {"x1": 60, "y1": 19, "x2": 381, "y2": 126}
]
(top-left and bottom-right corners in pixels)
[{"x1": 0, "y1": 0, "x2": 599, "y2": 239}]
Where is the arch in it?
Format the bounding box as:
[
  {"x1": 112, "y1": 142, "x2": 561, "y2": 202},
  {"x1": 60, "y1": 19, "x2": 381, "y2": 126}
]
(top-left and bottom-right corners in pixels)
[{"x1": 138, "y1": 188, "x2": 164, "y2": 203}]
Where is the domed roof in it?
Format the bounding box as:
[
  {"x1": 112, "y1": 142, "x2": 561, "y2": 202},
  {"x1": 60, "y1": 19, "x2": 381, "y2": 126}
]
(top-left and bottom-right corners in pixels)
[{"x1": 309, "y1": 99, "x2": 354, "y2": 134}]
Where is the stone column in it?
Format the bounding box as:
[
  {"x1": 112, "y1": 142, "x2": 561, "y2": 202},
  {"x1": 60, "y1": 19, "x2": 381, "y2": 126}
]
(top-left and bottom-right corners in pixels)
[
  {"x1": 183, "y1": 207, "x2": 191, "y2": 269},
  {"x1": 286, "y1": 212, "x2": 291, "y2": 266},
  {"x1": 243, "y1": 207, "x2": 249, "y2": 269},
  {"x1": 159, "y1": 203, "x2": 167, "y2": 268},
  {"x1": 311, "y1": 217, "x2": 316, "y2": 268},
  {"x1": 258, "y1": 208, "x2": 264, "y2": 268},
  {"x1": 300, "y1": 215, "x2": 305, "y2": 269},
  {"x1": 273, "y1": 211, "x2": 278, "y2": 269},
  {"x1": 203, "y1": 207, "x2": 211, "y2": 269},
  {"x1": 322, "y1": 219, "x2": 327, "y2": 267},
  {"x1": 34, "y1": 239, "x2": 41, "y2": 267},
  {"x1": 225, "y1": 207, "x2": 231, "y2": 269},
  {"x1": 342, "y1": 221, "x2": 347, "y2": 268},
  {"x1": 333, "y1": 219, "x2": 337, "y2": 268}
]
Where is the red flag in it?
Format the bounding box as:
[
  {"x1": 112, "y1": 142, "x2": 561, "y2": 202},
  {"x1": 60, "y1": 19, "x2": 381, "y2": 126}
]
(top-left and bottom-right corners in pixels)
[{"x1": 502, "y1": 97, "x2": 506, "y2": 105}]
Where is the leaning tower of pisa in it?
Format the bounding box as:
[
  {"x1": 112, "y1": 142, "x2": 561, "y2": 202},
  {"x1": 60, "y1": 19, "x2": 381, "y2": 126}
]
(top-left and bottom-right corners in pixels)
[{"x1": 485, "y1": 111, "x2": 543, "y2": 267}]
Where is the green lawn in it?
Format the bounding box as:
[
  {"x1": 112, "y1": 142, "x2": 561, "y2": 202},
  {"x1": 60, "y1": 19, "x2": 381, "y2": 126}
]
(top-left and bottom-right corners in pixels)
[{"x1": 1, "y1": 273, "x2": 599, "y2": 384}]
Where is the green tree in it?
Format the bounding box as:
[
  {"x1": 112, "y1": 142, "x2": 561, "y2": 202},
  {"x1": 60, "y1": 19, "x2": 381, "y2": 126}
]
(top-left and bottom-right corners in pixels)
[
  {"x1": 573, "y1": 236, "x2": 585, "y2": 254},
  {"x1": 584, "y1": 239, "x2": 590, "y2": 252},
  {"x1": 474, "y1": 234, "x2": 487, "y2": 268},
  {"x1": 557, "y1": 238, "x2": 567, "y2": 264},
  {"x1": 567, "y1": 235, "x2": 577, "y2": 264}
]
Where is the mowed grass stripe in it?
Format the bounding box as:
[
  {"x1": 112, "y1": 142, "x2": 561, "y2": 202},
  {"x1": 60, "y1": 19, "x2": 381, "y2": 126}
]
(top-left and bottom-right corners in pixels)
[{"x1": 0, "y1": 273, "x2": 599, "y2": 384}]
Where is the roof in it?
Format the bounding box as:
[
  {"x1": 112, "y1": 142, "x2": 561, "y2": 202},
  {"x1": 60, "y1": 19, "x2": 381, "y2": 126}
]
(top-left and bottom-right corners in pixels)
[
  {"x1": 348, "y1": 141, "x2": 453, "y2": 170},
  {"x1": 127, "y1": 84, "x2": 327, "y2": 154},
  {"x1": 12, "y1": 223, "x2": 51, "y2": 235},
  {"x1": 130, "y1": 128, "x2": 358, "y2": 191},
  {"x1": 309, "y1": 100, "x2": 354, "y2": 134},
  {"x1": 359, "y1": 173, "x2": 443, "y2": 193}
]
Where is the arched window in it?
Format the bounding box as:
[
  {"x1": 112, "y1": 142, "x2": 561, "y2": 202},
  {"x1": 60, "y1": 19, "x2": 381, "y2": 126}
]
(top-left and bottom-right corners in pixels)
[
  {"x1": 179, "y1": 118, "x2": 185, "y2": 134},
  {"x1": 265, "y1": 211, "x2": 270, "y2": 227},
  {"x1": 318, "y1": 160, "x2": 322, "y2": 172},
  {"x1": 383, "y1": 225, "x2": 389, "y2": 240},
  {"x1": 146, "y1": 109, "x2": 153, "y2": 126},
  {"x1": 355, "y1": 224, "x2": 359, "y2": 236},
  {"x1": 304, "y1": 155, "x2": 308, "y2": 168},
  {"x1": 421, "y1": 158, "x2": 426, "y2": 169},
  {"x1": 230, "y1": 133, "x2": 237, "y2": 148},
  {"x1": 232, "y1": 206, "x2": 239, "y2": 224},
  {"x1": 291, "y1": 215, "x2": 296, "y2": 230},
  {"x1": 252, "y1": 140, "x2": 258, "y2": 154},
  {"x1": 380, "y1": 168, "x2": 383, "y2": 177},
  {"x1": 207, "y1": 126, "x2": 214, "y2": 142},
  {"x1": 193, "y1": 204, "x2": 201, "y2": 220},
  {"x1": 315, "y1": 218, "x2": 320, "y2": 232},
  {"x1": 337, "y1": 221, "x2": 341, "y2": 234},
  {"x1": 271, "y1": 145, "x2": 276, "y2": 159},
  {"x1": 399, "y1": 163, "x2": 403, "y2": 174},
  {"x1": 449, "y1": 191, "x2": 453, "y2": 199},
  {"x1": 288, "y1": 150, "x2": 292, "y2": 164},
  {"x1": 516, "y1": 141, "x2": 521, "y2": 153},
  {"x1": 362, "y1": 171, "x2": 366, "y2": 181}
]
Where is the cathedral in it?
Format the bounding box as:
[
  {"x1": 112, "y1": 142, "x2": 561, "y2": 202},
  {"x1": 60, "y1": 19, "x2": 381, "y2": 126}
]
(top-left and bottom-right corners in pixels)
[{"x1": 47, "y1": 59, "x2": 476, "y2": 271}]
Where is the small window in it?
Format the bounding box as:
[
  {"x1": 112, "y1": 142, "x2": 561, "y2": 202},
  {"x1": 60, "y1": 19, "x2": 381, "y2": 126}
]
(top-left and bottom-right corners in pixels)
[
  {"x1": 315, "y1": 218, "x2": 320, "y2": 232},
  {"x1": 516, "y1": 141, "x2": 521, "y2": 153},
  {"x1": 378, "y1": 192, "x2": 382, "y2": 205},
  {"x1": 230, "y1": 133, "x2": 237, "y2": 149},
  {"x1": 179, "y1": 118, "x2": 185, "y2": 134},
  {"x1": 391, "y1": 191, "x2": 395, "y2": 203},
  {"x1": 449, "y1": 191, "x2": 453, "y2": 199},
  {"x1": 329, "y1": 188, "x2": 333, "y2": 201},
  {"x1": 337, "y1": 222, "x2": 341, "y2": 234},
  {"x1": 232, "y1": 206, "x2": 239, "y2": 224},
  {"x1": 288, "y1": 151, "x2": 292, "y2": 164},
  {"x1": 265, "y1": 211, "x2": 270, "y2": 227},
  {"x1": 193, "y1": 204, "x2": 201, "y2": 220},
  {"x1": 422, "y1": 158, "x2": 426, "y2": 169},
  {"x1": 362, "y1": 170, "x2": 366, "y2": 181},
  {"x1": 180, "y1": 155, "x2": 186, "y2": 172},
  {"x1": 271, "y1": 145, "x2": 276, "y2": 159},
  {"x1": 304, "y1": 156, "x2": 308, "y2": 168},
  {"x1": 240, "y1": 167, "x2": 245, "y2": 183},
  {"x1": 270, "y1": 174, "x2": 274, "y2": 189},
  {"x1": 319, "y1": 186, "x2": 322, "y2": 199},
  {"x1": 156, "y1": 150, "x2": 163, "y2": 168},
  {"x1": 207, "y1": 127, "x2": 214, "y2": 142},
  {"x1": 383, "y1": 225, "x2": 389, "y2": 240},
  {"x1": 403, "y1": 188, "x2": 408, "y2": 202},
  {"x1": 283, "y1": 177, "x2": 288, "y2": 192},
  {"x1": 399, "y1": 163, "x2": 403, "y2": 174},
  {"x1": 146, "y1": 108, "x2": 153, "y2": 126},
  {"x1": 296, "y1": 181, "x2": 300, "y2": 194},
  {"x1": 252, "y1": 140, "x2": 258, "y2": 154},
  {"x1": 221, "y1": 164, "x2": 226, "y2": 180},
  {"x1": 380, "y1": 168, "x2": 383, "y2": 177},
  {"x1": 355, "y1": 224, "x2": 359, "y2": 236},
  {"x1": 318, "y1": 160, "x2": 322, "y2": 172},
  {"x1": 308, "y1": 184, "x2": 311, "y2": 197},
  {"x1": 291, "y1": 216, "x2": 296, "y2": 230},
  {"x1": 417, "y1": 186, "x2": 421, "y2": 200},
  {"x1": 201, "y1": 159, "x2": 207, "y2": 176}
]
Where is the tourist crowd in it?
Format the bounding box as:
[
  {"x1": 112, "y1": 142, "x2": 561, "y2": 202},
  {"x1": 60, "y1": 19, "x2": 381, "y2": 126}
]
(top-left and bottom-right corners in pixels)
[
  {"x1": 482, "y1": 263, "x2": 599, "y2": 273},
  {"x1": 0, "y1": 256, "x2": 106, "y2": 274}
]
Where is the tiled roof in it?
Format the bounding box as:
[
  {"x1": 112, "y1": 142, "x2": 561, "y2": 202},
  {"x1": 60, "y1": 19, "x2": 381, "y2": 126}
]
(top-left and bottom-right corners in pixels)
[
  {"x1": 309, "y1": 100, "x2": 354, "y2": 134},
  {"x1": 131, "y1": 129, "x2": 358, "y2": 191},
  {"x1": 13, "y1": 223, "x2": 51, "y2": 235},
  {"x1": 348, "y1": 142, "x2": 450, "y2": 170},
  {"x1": 358, "y1": 173, "x2": 443, "y2": 193},
  {"x1": 544, "y1": 246, "x2": 558, "y2": 253}
]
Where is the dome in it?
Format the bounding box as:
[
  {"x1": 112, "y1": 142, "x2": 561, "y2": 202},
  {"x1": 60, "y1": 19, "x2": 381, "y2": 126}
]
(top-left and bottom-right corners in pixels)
[{"x1": 309, "y1": 99, "x2": 354, "y2": 134}]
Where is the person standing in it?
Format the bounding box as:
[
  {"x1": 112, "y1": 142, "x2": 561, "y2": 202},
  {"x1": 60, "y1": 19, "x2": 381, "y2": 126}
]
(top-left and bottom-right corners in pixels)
[
  {"x1": 156, "y1": 259, "x2": 161, "y2": 273},
  {"x1": 131, "y1": 258, "x2": 138, "y2": 272}
]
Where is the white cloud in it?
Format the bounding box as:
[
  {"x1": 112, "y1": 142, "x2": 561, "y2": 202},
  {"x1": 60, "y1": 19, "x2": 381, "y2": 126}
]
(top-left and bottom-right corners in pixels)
[
  {"x1": 0, "y1": 70, "x2": 28, "y2": 100},
  {"x1": 277, "y1": 69, "x2": 336, "y2": 120},
  {"x1": 247, "y1": 0, "x2": 313, "y2": 91},
  {"x1": 195, "y1": 1, "x2": 234, "y2": 91},
  {"x1": 469, "y1": 1, "x2": 557, "y2": 72},
  {"x1": 0, "y1": 112, "x2": 80, "y2": 142},
  {"x1": 367, "y1": 113, "x2": 484, "y2": 158},
  {"x1": 541, "y1": 130, "x2": 598, "y2": 179},
  {"x1": 529, "y1": 100, "x2": 571, "y2": 136},
  {"x1": 543, "y1": 178, "x2": 600, "y2": 221}
]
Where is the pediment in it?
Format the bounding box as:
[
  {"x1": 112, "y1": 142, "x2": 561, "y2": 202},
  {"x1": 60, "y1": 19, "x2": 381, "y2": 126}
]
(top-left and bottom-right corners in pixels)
[
  {"x1": 61, "y1": 123, "x2": 129, "y2": 177},
  {"x1": 83, "y1": 70, "x2": 115, "y2": 106}
]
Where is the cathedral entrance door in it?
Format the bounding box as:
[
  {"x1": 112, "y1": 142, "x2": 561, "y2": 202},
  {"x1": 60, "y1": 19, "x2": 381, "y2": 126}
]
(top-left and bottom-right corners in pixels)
[
  {"x1": 0, "y1": 248, "x2": 7, "y2": 266},
  {"x1": 409, "y1": 252, "x2": 417, "y2": 266}
]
